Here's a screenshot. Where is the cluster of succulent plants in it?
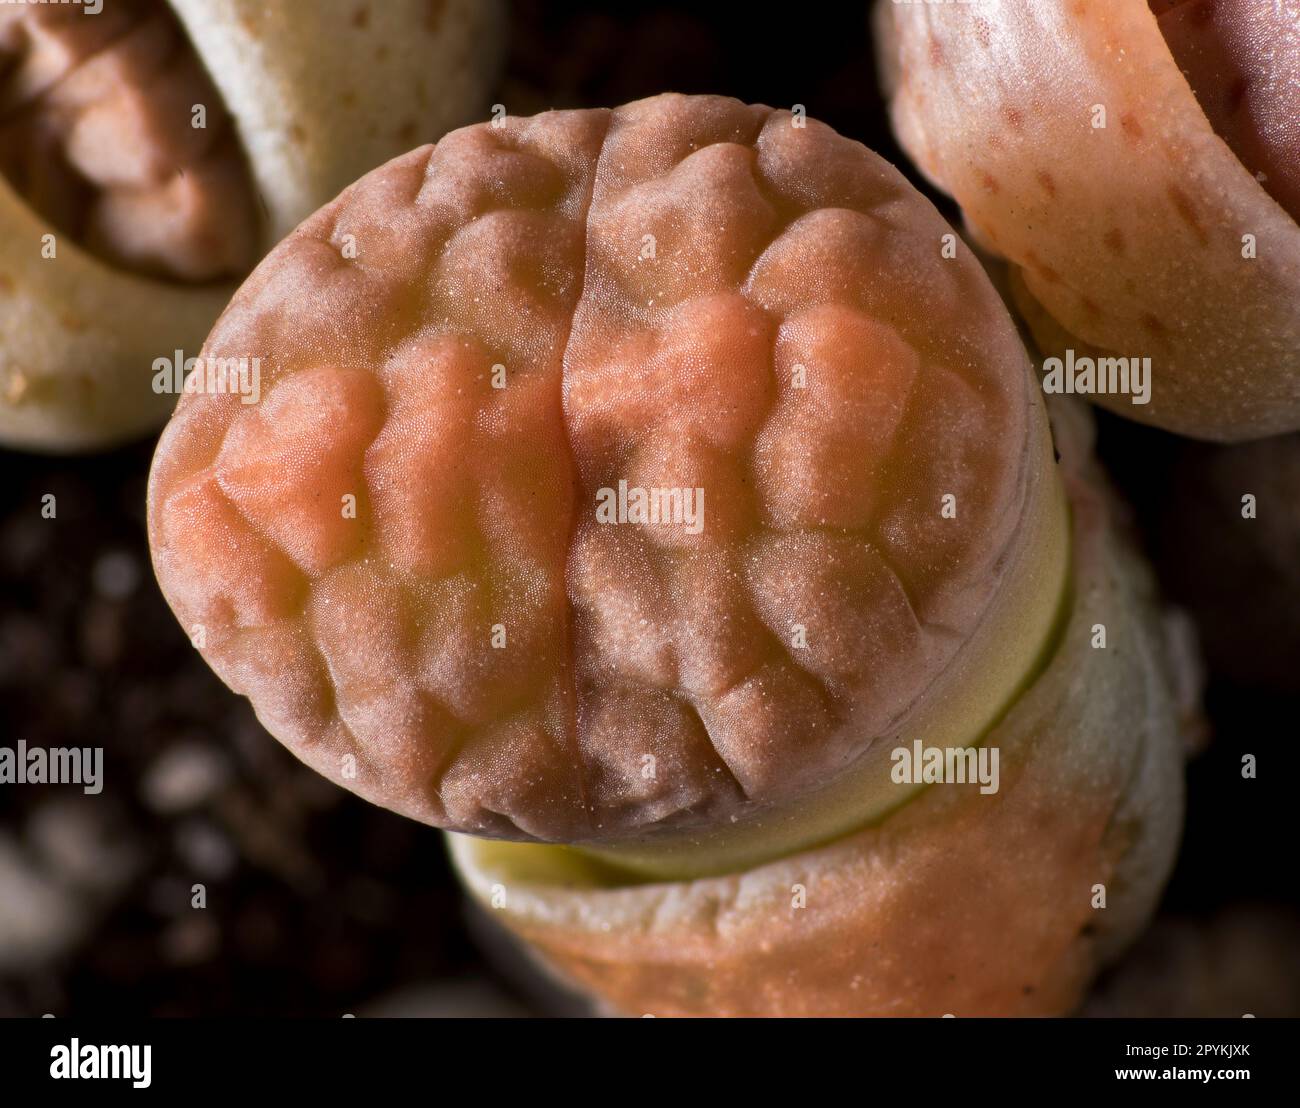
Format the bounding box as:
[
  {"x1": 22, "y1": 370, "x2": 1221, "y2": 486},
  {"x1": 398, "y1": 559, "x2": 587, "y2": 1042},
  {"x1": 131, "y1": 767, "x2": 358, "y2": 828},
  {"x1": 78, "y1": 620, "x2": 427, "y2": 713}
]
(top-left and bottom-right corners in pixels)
[{"x1": 1, "y1": 0, "x2": 1297, "y2": 1017}]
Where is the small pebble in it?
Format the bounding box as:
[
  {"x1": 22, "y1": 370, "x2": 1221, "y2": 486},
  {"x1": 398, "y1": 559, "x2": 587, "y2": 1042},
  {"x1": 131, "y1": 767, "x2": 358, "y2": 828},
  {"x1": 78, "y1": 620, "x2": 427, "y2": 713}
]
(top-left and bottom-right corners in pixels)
[
  {"x1": 27, "y1": 800, "x2": 141, "y2": 896},
  {"x1": 92, "y1": 550, "x2": 141, "y2": 600},
  {"x1": 143, "y1": 741, "x2": 231, "y2": 813},
  {"x1": 174, "y1": 820, "x2": 238, "y2": 879},
  {"x1": 0, "y1": 835, "x2": 85, "y2": 971},
  {"x1": 161, "y1": 916, "x2": 220, "y2": 966}
]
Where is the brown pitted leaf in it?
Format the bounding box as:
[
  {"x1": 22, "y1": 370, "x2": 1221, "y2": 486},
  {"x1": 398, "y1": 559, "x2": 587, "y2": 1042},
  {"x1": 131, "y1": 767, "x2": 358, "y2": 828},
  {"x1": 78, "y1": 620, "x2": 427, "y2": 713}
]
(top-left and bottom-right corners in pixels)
[
  {"x1": 148, "y1": 94, "x2": 1038, "y2": 844},
  {"x1": 0, "y1": 0, "x2": 257, "y2": 281}
]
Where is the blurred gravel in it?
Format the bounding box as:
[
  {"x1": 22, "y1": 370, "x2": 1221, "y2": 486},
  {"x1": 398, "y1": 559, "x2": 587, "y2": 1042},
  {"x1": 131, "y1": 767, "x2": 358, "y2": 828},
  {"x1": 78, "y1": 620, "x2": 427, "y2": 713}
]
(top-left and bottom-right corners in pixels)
[{"x1": 0, "y1": 443, "x2": 481, "y2": 1016}]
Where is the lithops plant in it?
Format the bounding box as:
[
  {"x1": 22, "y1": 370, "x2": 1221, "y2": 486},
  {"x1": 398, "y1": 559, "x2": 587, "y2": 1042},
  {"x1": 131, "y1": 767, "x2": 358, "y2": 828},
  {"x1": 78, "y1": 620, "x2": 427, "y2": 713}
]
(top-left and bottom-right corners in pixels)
[
  {"x1": 874, "y1": 0, "x2": 1300, "y2": 442},
  {"x1": 0, "y1": 0, "x2": 503, "y2": 451},
  {"x1": 147, "y1": 94, "x2": 1191, "y2": 1016}
]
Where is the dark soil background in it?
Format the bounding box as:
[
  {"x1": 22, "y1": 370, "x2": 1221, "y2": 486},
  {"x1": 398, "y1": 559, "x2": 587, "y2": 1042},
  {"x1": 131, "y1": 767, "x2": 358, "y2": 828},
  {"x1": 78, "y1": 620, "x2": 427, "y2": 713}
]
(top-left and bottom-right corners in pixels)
[{"x1": 1, "y1": 1, "x2": 1297, "y2": 1017}]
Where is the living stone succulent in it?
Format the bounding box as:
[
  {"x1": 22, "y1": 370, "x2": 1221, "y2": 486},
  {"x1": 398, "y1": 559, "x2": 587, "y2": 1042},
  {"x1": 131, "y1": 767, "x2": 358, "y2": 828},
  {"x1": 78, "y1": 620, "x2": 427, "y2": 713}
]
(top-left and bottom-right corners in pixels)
[
  {"x1": 875, "y1": 0, "x2": 1300, "y2": 441},
  {"x1": 146, "y1": 94, "x2": 1195, "y2": 1015},
  {"x1": 0, "y1": 0, "x2": 503, "y2": 451}
]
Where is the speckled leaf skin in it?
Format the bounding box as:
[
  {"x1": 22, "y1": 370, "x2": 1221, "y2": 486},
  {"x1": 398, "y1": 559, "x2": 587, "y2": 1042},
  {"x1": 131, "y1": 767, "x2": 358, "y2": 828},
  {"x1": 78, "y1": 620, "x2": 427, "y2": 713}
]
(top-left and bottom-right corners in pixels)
[{"x1": 876, "y1": 0, "x2": 1300, "y2": 441}]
